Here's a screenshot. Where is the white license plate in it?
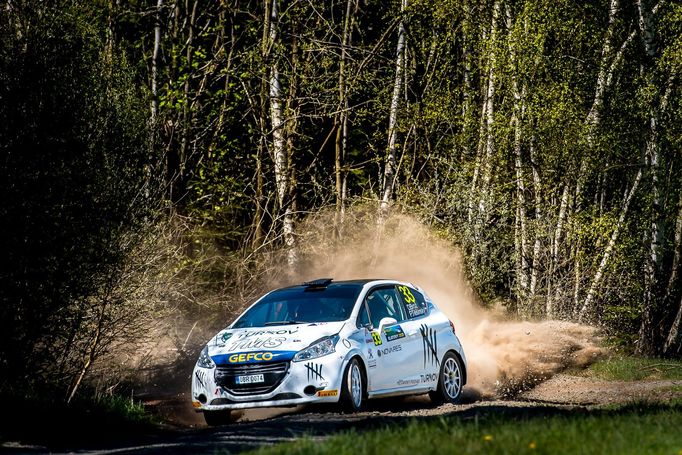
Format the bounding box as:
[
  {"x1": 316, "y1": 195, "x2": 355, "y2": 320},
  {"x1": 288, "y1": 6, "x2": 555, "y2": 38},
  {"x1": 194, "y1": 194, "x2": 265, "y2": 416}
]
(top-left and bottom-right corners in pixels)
[{"x1": 236, "y1": 374, "x2": 265, "y2": 384}]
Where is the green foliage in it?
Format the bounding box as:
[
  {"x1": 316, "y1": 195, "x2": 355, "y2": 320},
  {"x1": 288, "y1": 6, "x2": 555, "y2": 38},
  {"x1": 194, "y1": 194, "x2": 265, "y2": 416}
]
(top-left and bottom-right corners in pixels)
[
  {"x1": 580, "y1": 356, "x2": 682, "y2": 381},
  {"x1": 0, "y1": 1, "x2": 159, "y2": 392}
]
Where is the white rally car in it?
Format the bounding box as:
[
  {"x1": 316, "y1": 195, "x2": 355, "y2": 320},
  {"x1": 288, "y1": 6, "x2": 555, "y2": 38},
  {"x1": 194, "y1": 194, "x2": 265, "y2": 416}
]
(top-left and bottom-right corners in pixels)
[{"x1": 192, "y1": 279, "x2": 467, "y2": 425}]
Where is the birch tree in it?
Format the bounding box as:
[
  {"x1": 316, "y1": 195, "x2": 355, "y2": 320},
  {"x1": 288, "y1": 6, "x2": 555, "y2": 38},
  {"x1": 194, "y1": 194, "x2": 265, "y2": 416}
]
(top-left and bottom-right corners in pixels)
[{"x1": 381, "y1": 0, "x2": 407, "y2": 213}]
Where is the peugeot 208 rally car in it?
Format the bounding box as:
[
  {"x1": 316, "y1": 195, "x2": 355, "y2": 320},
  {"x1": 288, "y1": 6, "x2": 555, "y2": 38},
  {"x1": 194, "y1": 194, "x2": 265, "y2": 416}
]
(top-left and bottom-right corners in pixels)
[{"x1": 192, "y1": 279, "x2": 467, "y2": 425}]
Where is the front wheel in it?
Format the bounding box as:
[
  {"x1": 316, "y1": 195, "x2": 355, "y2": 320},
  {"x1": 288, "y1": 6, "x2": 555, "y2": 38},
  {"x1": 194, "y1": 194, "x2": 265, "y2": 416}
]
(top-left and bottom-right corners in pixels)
[
  {"x1": 203, "y1": 409, "x2": 234, "y2": 426},
  {"x1": 429, "y1": 352, "x2": 463, "y2": 405},
  {"x1": 340, "y1": 358, "x2": 364, "y2": 413}
]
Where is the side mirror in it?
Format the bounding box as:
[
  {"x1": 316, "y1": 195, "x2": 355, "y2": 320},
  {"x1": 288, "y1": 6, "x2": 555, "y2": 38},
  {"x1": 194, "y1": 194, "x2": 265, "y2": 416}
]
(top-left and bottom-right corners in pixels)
[{"x1": 378, "y1": 317, "x2": 398, "y2": 332}]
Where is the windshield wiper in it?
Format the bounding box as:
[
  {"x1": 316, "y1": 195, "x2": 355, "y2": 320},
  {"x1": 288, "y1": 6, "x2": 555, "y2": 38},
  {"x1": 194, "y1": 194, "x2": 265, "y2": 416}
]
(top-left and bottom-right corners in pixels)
[{"x1": 264, "y1": 320, "x2": 305, "y2": 326}]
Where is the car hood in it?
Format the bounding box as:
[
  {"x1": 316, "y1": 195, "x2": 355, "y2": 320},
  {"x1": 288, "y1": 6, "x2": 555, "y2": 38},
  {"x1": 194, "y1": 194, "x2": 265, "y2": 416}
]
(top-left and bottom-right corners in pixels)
[{"x1": 206, "y1": 321, "x2": 346, "y2": 365}]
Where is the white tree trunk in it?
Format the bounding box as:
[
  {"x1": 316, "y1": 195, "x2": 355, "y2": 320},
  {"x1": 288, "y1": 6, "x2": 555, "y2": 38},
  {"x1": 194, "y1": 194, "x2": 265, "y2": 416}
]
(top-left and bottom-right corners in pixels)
[
  {"x1": 507, "y1": 4, "x2": 529, "y2": 306},
  {"x1": 585, "y1": 0, "x2": 619, "y2": 146},
  {"x1": 529, "y1": 136, "x2": 542, "y2": 298},
  {"x1": 547, "y1": 184, "x2": 569, "y2": 317},
  {"x1": 150, "y1": 0, "x2": 162, "y2": 128},
  {"x1": 578, "y1": 167, "x2": 643, "y2": 322},
  {"x1": 381, "y1": 0, "x2": 407, "y2": 213},
  {"x1": 477, "y1": 0, "x2": 500, "y2": 226},
  {"x1": 268, "y1": 0, "x2": 296, "y2": 266}
]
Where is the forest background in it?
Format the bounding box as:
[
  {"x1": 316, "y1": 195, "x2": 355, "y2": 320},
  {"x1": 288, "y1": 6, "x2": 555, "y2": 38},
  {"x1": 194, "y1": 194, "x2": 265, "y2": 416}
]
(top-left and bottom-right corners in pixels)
[{"x1": 1, "y1": 0, "x2": 681, "y2": 403}]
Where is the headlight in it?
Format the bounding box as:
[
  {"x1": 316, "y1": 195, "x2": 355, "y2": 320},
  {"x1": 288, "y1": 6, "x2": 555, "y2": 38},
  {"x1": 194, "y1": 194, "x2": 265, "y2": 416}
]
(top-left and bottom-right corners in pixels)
[
  {"x1": 293, "y1": 335, "x2": 339, "y2": 362},
  {"x1": 197, "y1": 346, "x2": 215, "y2": 369}
]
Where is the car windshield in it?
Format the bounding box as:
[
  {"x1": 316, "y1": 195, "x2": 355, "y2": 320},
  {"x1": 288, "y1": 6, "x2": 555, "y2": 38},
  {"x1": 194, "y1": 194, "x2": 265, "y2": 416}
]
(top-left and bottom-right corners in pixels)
[{"x1": 232, "y1": 283, "x2": 363, "y2": 328}]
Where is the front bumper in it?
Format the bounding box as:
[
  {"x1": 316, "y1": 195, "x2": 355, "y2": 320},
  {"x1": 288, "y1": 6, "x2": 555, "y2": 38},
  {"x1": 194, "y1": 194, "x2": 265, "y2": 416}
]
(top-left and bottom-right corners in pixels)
[{"x1": 191, "y1": 354, "x2": 346, "y2": 411}]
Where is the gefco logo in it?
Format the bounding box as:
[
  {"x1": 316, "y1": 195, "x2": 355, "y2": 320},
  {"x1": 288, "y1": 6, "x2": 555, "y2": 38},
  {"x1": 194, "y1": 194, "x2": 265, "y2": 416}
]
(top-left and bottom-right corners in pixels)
[{"x1": 228, "y1": 352, "x2": 273, "y2": 363}]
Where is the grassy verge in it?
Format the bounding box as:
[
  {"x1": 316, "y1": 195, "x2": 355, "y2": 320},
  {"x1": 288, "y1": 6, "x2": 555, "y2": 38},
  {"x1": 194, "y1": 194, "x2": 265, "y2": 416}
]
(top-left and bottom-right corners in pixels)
[
  {"x1": 250, "y1": 401, "x2": 682, "y2": 455},
  {"x1": 0, "y1": 390, "x2": 161, "y2": 448},
  {"x1": 576, "y1": 356, "x2": 682, "y2": 381}
]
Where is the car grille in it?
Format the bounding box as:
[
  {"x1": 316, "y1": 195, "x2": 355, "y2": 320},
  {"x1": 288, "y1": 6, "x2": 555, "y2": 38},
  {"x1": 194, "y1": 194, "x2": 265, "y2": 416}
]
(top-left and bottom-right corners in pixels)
[{"x1": 214, "y1": 362, "x2": 289, "y2": 396}]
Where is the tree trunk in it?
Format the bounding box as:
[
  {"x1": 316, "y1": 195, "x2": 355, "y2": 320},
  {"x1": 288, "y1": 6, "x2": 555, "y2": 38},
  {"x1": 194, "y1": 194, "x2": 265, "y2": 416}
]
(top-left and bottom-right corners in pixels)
[
  {"x1": 547, "y1": 184, "x2": 569, "y2": 318},
  {"x1": 663, "y1": 192, "x2": 682, "y2": 354},
  {"x1": 253, "y1": 0, "x2": 273, "y2": 249},
  {"x1": 578, "y1": 167, "x2": 643, "y2": 322},
  {"x1": 105, "y1": 0, "x2": 119, "y2": 61},
  {"x1": 476, "y1": 0, "x2": 500, "y2": 228},
  {"x1": 529, "y1": 135, "x2": 542, "y2": 300},
  {"x1": 335, "y1": 0, "x2": 355, "y2": 235},
  {"x1": 150, "y1": 0, "x2": 162, "y2": 140},
  {"x1": 461, "y1": 0, "x2": 474, "y2": 160},
  {"x1": 381, "y1": 0, "x2": 407, "y2": 213},
  {"x1": 507, "y1": 4, "x2": 529, "y2": 310},
  {"x1": 283, "y1": 18, "x2": 299, "y2": 267},
  {"x1": 637, "y1": 0, "x2": 667, "y2": 354},
  {"x1": 177, "y1": 0, "x2": 198, "y2": 193},
  {"x1": 66, "y1": 299, "x2": 108, "y2": 403}
]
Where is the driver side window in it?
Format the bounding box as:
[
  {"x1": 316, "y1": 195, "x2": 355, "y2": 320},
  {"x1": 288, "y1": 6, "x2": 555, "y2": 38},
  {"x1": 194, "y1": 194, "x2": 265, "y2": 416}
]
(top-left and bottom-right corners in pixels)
[{"x1": 365, "y1": 287, "x2": 406, "y2": 328}]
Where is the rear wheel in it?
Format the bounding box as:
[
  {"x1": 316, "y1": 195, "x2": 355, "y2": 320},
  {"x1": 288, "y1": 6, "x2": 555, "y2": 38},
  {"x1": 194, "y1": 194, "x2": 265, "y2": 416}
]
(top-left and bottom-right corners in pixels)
[
  {"x1": 203, "y1": 409, "x2": 234, "y2": 426},
  {"x1": 429, "y1": 352, "x2": 463, "y2": 405},
  {"x1": 340, "y1": 358, "x2": 364, "y2": 413}
]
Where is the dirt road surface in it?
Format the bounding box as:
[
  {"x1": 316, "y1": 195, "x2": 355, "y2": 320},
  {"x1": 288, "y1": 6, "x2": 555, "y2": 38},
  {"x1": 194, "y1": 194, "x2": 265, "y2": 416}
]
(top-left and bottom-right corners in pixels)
[{"x1": 4, "y1": 375, "x2": 679, "y2": 455}]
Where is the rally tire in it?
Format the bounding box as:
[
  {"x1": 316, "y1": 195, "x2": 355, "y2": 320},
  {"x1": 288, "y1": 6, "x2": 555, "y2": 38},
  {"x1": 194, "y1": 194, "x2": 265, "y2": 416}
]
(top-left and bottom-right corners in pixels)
[
  {"x1": 203, "y1": 409, "x2": 234, "y2": 426},
  {"x1": 340, "y1": 357, "x2": 364, "y2": 413},
  {"x1": 429, "y1": 351, "x2": 463, "y2": 405}
]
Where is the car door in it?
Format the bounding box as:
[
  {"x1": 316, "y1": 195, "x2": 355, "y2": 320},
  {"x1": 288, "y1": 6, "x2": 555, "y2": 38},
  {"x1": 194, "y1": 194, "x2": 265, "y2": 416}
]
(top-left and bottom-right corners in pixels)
[
  {"x1": 394, "y1": 284, "x2": 439, "y2": 389},
  {"x1": 362, "y1": 286, "x2": 414, "y2": 391}
]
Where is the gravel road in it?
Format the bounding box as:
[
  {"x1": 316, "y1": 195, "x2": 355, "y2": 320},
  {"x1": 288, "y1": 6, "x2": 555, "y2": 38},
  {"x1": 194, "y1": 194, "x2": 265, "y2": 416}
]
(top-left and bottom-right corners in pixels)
[{"x1": 5, "y1": 374, "x2": 676, "y2": 455}]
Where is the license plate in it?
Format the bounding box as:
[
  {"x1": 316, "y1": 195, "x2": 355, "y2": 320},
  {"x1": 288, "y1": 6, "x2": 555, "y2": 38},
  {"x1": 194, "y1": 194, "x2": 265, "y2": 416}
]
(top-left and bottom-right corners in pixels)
[{"x1": 236, "y1": 374, "x2": 265, "y2": 384}]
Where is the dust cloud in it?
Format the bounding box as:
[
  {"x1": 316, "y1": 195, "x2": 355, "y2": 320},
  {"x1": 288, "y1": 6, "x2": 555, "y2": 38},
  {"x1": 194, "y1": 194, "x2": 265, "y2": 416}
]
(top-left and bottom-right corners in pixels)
[{"x1": 291, "y1": 208, "x2": 605, "y2": 397}]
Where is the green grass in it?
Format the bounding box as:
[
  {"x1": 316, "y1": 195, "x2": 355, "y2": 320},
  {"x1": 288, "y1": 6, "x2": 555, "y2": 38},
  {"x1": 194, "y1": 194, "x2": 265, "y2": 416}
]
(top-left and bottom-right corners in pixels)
[
  {"x1": 578, "y1": 356, "x2": 682, "y2": 381},
  {"x1": 250, "y1": 401, "x2": 682, "y2": 455}
]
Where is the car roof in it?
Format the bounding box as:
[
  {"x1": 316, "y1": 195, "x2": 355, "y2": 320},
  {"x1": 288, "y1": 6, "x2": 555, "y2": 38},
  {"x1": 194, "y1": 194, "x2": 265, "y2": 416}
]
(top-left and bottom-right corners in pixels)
[{"x1": 276, "y1": 278, "x2": 393, "y2": 291}]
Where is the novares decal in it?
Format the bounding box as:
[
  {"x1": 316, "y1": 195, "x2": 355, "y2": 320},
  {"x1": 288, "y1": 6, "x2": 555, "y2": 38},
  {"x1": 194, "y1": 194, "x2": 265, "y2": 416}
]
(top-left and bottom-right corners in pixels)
[
  {"x1": 211, "y1": 350, "x2": 298, "y2": 365},
  {"x1": 383, "y1": 324, "x2": 405, "y2": 341},
  {"x1": 377, "y1": 344, "x2": 402, "y2": 357}
]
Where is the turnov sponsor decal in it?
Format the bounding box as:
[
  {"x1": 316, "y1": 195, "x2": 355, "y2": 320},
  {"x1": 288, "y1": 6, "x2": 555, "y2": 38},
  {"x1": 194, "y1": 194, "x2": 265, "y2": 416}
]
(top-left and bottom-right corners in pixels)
[{"x1": 211, "y1": 350, "x2": 298, "y2": 365}]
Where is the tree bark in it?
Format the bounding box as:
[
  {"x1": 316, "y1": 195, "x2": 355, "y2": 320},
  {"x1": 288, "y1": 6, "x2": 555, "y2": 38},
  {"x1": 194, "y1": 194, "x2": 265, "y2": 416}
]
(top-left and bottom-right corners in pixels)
[
  {"x1": 547, "y1": 183, "x2": 569, "y2": 318},
  {"x1": 637, "y1": 0, "x2": 666, "y2": 354},
  {"x1": 507, "y1": 4, "x2": 529, "y2": 310},
  {"x1": 381, "y1": 0, "x2": 407, "y2": 213},
  {"x1": 179, "y1": 0, "x2": 198, "y2": 183},
  {"x1": 476, "y1": 0, "x2": 500, "y2": 228},
  {"x1": 578, "y1": 166, "x2": 643, "y2": 322},
  {"x1": 253, "y1": 0, "x2": 273, "y2": 249},
  {"x1": 663, "y1": 192, "x2": 682, "y2": 354},
  {"x1": 529, "y1": 135, "x2": 542, "y2": 300},
  {"x1": 335, "y1": 0, "x2": 355, "y2": 235},
  {"x1": 150, "y1": 0, "x2": 162, "y2": 139}
]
